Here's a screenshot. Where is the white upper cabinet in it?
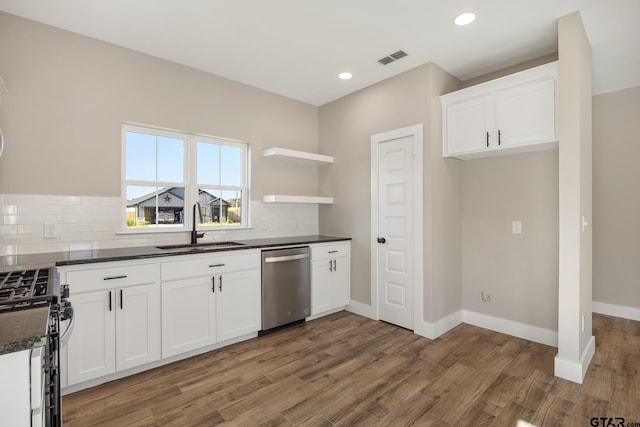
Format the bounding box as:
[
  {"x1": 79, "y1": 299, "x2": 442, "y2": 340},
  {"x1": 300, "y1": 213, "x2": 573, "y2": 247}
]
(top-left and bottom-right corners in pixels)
[
  {"x1": 442, "y1": 61, "x2": 558, "y2": 160},
  {"x1": 446, "y1": 94, "x2": 494, "y2": 155}
]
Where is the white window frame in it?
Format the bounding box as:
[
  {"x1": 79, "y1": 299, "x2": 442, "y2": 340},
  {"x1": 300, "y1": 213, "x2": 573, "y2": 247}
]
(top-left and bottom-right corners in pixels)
[{"x1": 121, "y1": 123, "x2": 251, "y2": 233}]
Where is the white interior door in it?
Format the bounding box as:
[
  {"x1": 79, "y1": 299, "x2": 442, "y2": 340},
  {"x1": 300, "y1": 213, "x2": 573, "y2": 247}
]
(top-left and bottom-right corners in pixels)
[{"x1": 376, "y1": 136, "x2": 414, "y2": 329}]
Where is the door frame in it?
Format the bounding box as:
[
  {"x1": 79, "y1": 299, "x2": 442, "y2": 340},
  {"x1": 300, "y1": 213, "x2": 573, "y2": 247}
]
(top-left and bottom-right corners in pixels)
[{"x1": 370, "y1": 123, "x2": 424, "y2": 331}]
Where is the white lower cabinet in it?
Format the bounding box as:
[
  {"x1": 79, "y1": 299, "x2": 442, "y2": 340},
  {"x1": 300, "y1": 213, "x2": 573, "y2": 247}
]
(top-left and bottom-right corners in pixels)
[
  {"x1": 61, "y1": 262, "x2": 160, "y2": 386},
  {"x1": 216, "y1": 269, "x2": 261, "y2": 342},
  {"x1": 160, "y1": 251, "x2": 261, "y2": 358},
  {"x1": 161, "y1": 276, "x2": 216, "y2": 357},
  {"x1": 311, "y1": 242, "x2": 350, "y2": 315},
  {"x1": 58, "y1": 243, "x2": 349, "y2": 391}
]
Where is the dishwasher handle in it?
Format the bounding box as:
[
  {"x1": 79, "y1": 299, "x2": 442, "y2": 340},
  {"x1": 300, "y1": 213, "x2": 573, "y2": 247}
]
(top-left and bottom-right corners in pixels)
[{"x1": 264, "y1": 253, "x2": 310, "y2": 263}]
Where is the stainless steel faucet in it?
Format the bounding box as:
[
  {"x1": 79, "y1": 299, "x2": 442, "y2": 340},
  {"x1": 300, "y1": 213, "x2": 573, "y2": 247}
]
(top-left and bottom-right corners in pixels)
[{"x1": 191, "y1": 202, "x2": 205, "y2": 244}]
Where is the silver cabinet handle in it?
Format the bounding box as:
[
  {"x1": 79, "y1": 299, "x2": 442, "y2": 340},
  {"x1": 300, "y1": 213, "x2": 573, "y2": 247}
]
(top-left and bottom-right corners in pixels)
[
  {"x1": 60, "y1": 302, "x2": 75, "y2": 342},
  {"x1": 108, "y1": 291, "x2": 112, "y2": 311},
  {"x1": 329, "y1": 259, "x2": 333, "y2": 272},
  {"x1": 211, "y1": 276, "x2": 215, "y2": 293},
  {"x1": 264, "y1": 253, "x2": 310, "y2": 263},
  {"x1": 120, "y1": 289, "x2": 124, "y2": 310},
  {"x1": 209, "y1": 264, "x2": 225, "y2": 268},
  {"x1": 219, "y1": 275, "x2": 223, "y2": 292},
  {"x1": 328, "y1": 250, "x2": 338, "y2": 254},
  {"x1": 103, "y1": 275, "x2": 127, "y2": 280},
  {"x1": 333, "y1": 259, "x2": 337, "y2": 271}
]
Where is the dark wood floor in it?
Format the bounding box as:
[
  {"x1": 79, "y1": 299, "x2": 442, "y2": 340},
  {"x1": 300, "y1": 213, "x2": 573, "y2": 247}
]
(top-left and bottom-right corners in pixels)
[{"x1": 62, "y1": 312, "x2": 640, "y2": 426}]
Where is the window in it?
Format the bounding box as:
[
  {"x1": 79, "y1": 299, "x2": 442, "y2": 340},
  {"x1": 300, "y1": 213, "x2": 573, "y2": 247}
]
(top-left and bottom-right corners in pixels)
[{"x1": 122, "y1": 124, "x2": 249, "y2": 231}]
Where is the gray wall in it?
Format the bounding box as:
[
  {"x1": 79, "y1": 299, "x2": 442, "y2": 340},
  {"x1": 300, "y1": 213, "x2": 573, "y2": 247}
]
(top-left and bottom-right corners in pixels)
[
  {"x1": 318, "y1": 62, "x2": 462, "y2": 323},
  {"x1": 462, "y1": 151, "x2": 559, "y2": 330},
  {"x1": 557, "y1": 10, "x2": 593, "y2": 364},
  {"x1": 0, "y1": 12, "x2": 319, "y2": 199},
  {"x1": 593, "y1": 86, "x2": 640, "y2": 308}
]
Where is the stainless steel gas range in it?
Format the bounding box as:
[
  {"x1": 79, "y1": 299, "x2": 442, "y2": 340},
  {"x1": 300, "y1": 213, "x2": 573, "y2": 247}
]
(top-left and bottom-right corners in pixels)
[{"x1": 0, "y1": 268, "x2": 73, "y2": 426}]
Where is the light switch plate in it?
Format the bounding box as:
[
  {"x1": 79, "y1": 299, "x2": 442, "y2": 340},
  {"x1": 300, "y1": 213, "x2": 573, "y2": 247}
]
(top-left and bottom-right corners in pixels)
[{"x1": 512, "y1": 221, "x2": 522, "y2": 234}]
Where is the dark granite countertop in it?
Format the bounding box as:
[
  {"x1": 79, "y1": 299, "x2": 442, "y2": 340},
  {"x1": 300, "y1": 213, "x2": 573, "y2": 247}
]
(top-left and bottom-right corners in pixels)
[
  {"x1": 0, "y1": 235, "x2": 350, "y2": 271},
  {"x1": 0, "y1": 307, "x2": 49, "y2": 355},
  {"x1": 0, "y1": 235, "x2": 349, "y2": 354}
]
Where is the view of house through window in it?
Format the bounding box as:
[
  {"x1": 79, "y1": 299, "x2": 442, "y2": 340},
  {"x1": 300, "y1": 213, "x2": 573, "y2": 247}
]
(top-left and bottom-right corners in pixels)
[{"x1": 123, "y1": 125, "x2": 248, "y2": 230}]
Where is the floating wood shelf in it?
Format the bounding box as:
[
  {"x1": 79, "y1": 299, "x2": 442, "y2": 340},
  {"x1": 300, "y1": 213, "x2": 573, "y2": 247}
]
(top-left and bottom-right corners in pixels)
[
  {"x1": 262, "y1": 147, "x2": 334, "y2": 166},
  {"x1": 262, "y1": 195, "x2": 334, "y2": 204}
]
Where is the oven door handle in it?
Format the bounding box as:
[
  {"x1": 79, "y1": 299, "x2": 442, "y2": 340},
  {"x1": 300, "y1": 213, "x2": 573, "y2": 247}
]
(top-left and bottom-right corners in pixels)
[{"x1": 60, "y1": 301, "x2": 75, "y2": 343}]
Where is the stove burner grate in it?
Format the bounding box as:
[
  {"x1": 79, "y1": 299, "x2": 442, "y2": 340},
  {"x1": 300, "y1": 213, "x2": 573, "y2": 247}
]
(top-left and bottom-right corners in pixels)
[{"x1": 0, "y1": 268, "x2": 53, "y2": 309}]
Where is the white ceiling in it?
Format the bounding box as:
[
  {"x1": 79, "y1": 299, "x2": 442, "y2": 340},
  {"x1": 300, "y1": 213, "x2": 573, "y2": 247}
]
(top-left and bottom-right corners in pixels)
[{"x1": 1, "y1": 0, "x2": 639, "y2": 106}]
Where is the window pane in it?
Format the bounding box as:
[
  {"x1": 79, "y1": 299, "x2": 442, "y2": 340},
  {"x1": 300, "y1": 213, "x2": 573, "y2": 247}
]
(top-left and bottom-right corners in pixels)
[
  {"x1": 126, "y1": 185, "x2": 156, "y2": 228},
  {"x1": 126, "y1": 185, "x2": 185, "y2": 228},
  {"x1": 157, "y1": 187, "x2": 185, "y2": 227},
  {"x1": 222, "y1": 190, "x2": 242, "y2": 225},
  {"x1": 197, "y1": 189, "x2": 241, "y2": 226},
  {"x1": 197, "y1": 142, "x2": 220, "y2": 185},
  {"x1": 126, "y1": 132, "x2": 156, "y2": 181},
  {"x1": 221, "y1": 145, "x2": 242, "y2": 186},
  {"x1": 157, "y1": 137, "x2": 184, "y2": 183}
]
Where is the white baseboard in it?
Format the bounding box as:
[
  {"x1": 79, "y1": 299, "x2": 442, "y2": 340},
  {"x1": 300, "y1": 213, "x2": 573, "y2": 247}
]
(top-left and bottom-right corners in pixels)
[
  {"x1": 592, "y1": 301, "x2": 640, "y2": 322},
  {"x1": 554, "y1": 335, "x2": 596, "y2": 384},
  {"x1": 463, "y1": 310, "x2": 558, "y2": 347},
  {"x1": 347, "y1": 300, "x2": 375, "y2": 319},
  {"x1": 415, "y1": 310, "x2": 463, "y2": 340}
]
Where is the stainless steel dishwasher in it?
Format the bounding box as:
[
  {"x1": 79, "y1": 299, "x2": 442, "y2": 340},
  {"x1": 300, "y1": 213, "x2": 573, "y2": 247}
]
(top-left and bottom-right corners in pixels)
[{"x1": 261, "y1": 246, "x2": 311, "y2": 331}]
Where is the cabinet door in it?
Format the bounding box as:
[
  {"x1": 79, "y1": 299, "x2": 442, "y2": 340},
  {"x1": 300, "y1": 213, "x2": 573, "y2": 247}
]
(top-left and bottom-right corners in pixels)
[
  {"x1": 161, "y1": 277, "x2": 216, "y2": 358},
  {"x1": 115, "y1": 284, "x2": 161, "y2": 371},
  {"x1": 216, "y1": 269, "x2": 261, "y2": 342},
  {"x1": 312, "y1": 256, "x2": 350, "y2": 316},
  {"x1": 331, "y1": 256, "x2": 350, "y2": 308},
  {"x1": 311, "y1": 259, "x2": 333, "y2": 315},
  {"x1": 67, "y1": 290, "x2": 116, "y2": 385},
  {"x1": 496, "y1": 78, "x2": 555, "y2": 147},
  {"x1": 445, "y1": 94, "x2": 494, "y2": 155}
]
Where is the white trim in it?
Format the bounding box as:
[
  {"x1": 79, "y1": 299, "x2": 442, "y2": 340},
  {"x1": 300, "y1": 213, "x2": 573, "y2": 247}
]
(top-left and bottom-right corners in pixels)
[
  {"x1": 554, "y1": 335, "x2": 596, "y2": 384},
  {"x1": 463, "y1": 310, "x2": 559, "y2": 347},
  {"x1": 346, "y1": 300, "x2": 376, "y2": 319},
  {"x1": 414, "y1": 310, "x2": 463, "y2": 340},
  {"x1": 62, "y1": 331, "x2": 257, "y2": 395},
  {"x1": 370, "y1": 124, "x2": 424, "y2": 331},
  {"x1": 306, "y1": 307, "x2": 345, "y2": 321},
  {"x1": 592, "y1": 301, "x2": 640, "y2": 321}
]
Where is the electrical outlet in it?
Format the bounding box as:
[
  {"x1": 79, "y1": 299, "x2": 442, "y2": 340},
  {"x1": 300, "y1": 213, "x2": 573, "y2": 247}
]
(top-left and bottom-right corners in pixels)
[
  {"x1": 481, "y1": 291, "x2": 491, "y2": 302},
  {"x1": 44, "y1": 222, "x2": 58, "y2": 239}
]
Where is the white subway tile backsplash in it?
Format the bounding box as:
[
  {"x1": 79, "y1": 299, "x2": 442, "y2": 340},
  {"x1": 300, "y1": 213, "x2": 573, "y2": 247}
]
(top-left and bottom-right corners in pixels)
[
  {"x1": 0, "y1": 225, "x2": 18, "y2": 235},
  {"x1": 0, "y1": 195, "x2": 319, "y2": 255},
  {"x1": 0, "y1": 205, "x2": 17, "y2": 215}
]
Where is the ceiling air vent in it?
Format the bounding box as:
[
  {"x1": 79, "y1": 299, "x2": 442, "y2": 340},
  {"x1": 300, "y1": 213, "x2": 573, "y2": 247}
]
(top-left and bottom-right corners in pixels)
[{"x1": 377, "y1": 49, "x2": 408, "y2": 65}]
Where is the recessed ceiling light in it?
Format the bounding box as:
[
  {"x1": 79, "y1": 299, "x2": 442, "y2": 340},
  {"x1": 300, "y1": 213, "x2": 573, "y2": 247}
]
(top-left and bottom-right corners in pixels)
[
  {"x1": 338, "y1": 72, "x2": 352, "y2": 80},
  {"x1": 454, "y1": 12, "x2": 476, "y2": 26}
]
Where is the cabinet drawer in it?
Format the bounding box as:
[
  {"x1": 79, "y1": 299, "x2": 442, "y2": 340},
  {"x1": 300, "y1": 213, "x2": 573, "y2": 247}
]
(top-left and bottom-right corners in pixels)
[
  {"x1": 161, "y1": 251, "x2": 260, "y2": 282},
  {"x1": 311, "y1": 242, "x2": 350, "y2": 261},
  {"x1": 66, "y1": 263, "x2": 157, "y2": 294}
]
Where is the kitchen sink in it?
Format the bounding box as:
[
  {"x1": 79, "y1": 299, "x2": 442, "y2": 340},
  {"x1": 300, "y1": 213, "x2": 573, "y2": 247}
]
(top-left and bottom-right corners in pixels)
[{"x1": 156, "y1": 241, "x2": 246, "y2": 251}]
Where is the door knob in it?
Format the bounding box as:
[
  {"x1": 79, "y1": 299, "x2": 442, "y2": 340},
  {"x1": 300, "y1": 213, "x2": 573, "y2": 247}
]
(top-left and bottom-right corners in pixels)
[{"x1": 377, "y1": 237, "x2": 386, "y2": 244}]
